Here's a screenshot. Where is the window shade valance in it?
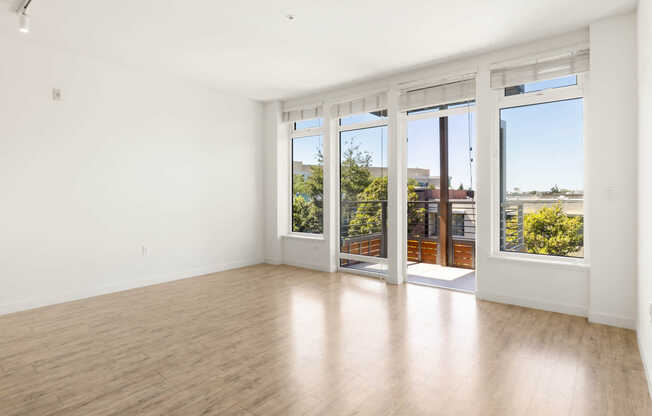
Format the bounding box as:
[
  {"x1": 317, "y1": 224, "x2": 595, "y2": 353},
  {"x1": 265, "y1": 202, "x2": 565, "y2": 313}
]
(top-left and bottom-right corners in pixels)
[
  {"x1": 399, "y1": 78, "x2": 476, "y2": 112},
  {"x1": 330, "y1": 92, "x2": 388, "y2": 118},
  {"x1": 282, "y1": 104, "x2": 323, "y2": 123},
  {"x1": 490, "y1": 48, "x2": 590, "y2": 90}
]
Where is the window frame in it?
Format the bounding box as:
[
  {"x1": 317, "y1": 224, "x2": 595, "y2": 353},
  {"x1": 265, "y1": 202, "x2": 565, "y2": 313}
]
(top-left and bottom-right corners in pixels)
[
  {"x1": 491, "y1": 74, "x2": 588, "y2": 266},
  {"x1": 289, "y1": 119, "x2": 325, "y2": 237},
  {"x1": 337, "y1": 111, "x2": 390, "y2": 267}
]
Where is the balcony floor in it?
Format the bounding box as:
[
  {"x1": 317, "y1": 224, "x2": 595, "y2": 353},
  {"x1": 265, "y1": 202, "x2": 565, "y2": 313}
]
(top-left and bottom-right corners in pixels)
[
  {"x1": 341, "y1": 261, "x2": 475, "y2": 293},
  {"x1": 407, "y1": 266, "x2": 475, "y2": 293}
]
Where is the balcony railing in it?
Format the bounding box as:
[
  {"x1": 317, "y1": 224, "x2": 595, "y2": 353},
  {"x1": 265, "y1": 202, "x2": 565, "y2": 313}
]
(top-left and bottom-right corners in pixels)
[
  {"x1": 340, "y1": 200, "x2": 387, "y2": 264},
  {"x1": 500, "y1": 198, "x2": 584, "y2": 256},
  {"x1": 340, "y1": 199, "x2": 476, "y2": 269}
]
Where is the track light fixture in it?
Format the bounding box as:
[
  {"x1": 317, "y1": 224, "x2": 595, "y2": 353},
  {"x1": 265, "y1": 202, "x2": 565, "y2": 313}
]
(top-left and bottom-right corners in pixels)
[
  {"x1": 17, "y1": 0, "x2": 33, "y2": 34},
  {"x1": 18, "y1": 11, "x2": 29, "y2": 33}
]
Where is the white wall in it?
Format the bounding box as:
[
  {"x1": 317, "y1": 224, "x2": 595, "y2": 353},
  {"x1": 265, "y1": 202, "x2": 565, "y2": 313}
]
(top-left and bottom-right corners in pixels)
[
  {"x1": 637, "y1": 0, "x2": 652, "y2": 396},
  {"x1": 587, "y1": 14, "x2": 638, "y2": 328},
  {"x1": 0, "y1": 36, "x2": 264, "y2": 314},
  {"x1": 269, "y1": 18, "x2": 639, "y2": 329}
]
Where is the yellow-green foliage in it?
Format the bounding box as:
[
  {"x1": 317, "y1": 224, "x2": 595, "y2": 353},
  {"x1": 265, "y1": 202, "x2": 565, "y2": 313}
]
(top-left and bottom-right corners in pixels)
[{"x1": 522, "y1": 204, "x2": 583, "y2": 256}]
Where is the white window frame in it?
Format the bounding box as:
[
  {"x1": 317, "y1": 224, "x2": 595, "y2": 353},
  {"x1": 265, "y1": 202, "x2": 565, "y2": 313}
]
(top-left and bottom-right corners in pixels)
[
  {"x1": 288, "y1": 120, "x2": 325, "y2": 238},
  {"x1": 490, "y1": 74, "x2": 588, "y2": 266},
  {"x1": 336, "y1": 112, "x2": 389, "y2": 270}
]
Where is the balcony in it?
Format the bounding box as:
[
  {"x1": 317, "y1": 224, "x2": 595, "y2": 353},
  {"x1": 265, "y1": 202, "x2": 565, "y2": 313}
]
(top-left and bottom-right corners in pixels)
[{"x1": 340, "y1": 199, "x2": 476, "y2": 290}]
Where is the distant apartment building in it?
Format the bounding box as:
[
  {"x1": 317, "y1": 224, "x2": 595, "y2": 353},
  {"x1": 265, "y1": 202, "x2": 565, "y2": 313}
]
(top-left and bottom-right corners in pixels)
[{"x1": 292, "y1": 162, "x2": 440, "y2": 188}]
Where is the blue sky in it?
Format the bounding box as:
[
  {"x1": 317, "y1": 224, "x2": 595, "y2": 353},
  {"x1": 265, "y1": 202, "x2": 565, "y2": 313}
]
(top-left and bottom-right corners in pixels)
[
  {"x1": 408, "y1": 111, "x2": 476, "y2": 190},
  {"x1": 293, "y1": 76, "x2": 584, "y2": 193},
  {"x1": 501, "y1": 98, "x2": 583, "y2": 192}
]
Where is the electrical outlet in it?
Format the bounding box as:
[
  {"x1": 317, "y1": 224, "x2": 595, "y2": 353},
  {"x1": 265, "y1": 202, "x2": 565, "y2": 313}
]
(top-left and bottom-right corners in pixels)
[{"x1": 52, "y1": 88, "x2": 62, "y2": 101}]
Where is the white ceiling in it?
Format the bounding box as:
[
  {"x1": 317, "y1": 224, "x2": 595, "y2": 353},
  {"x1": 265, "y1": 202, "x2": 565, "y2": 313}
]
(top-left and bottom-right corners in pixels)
[{"x1": 0, "y1": 0, "x2": 636, "y2": 101}]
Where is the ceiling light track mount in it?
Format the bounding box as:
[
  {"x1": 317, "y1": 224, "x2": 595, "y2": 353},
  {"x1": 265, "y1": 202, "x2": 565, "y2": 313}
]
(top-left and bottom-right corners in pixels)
[{"x1": 16, "y1": 0, "x2": 33, "y2": 33}]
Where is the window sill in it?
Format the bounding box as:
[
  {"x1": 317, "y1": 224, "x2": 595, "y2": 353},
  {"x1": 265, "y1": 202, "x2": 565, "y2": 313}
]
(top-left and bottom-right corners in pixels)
[
  {"x1": 488, "y1": 252, "x2": 590, "y2": 270},
  {"x1": 282, "y1": 233, "x2": 325, "y2": 241}
]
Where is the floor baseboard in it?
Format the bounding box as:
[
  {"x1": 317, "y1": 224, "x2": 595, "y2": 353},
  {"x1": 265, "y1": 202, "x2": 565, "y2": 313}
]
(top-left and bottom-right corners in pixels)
[
  {"x1": 0, "y1": 258, "x2": 263, "y2": 316},
  {"x1": 476, "y1": 290, "x2": 588, "y2": 319}
]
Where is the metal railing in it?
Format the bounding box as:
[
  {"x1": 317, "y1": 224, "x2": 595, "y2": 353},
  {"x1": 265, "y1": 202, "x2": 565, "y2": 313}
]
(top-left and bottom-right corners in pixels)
[
  {"x1": 340, "y1": 200, "x2": 387, "y2": 261},
  {"x1": 340, "y1": 199, "x2": 476, "y2": 269},
  {"x1": 500, "y1": 198, "x2": 584, "y2": 255}
]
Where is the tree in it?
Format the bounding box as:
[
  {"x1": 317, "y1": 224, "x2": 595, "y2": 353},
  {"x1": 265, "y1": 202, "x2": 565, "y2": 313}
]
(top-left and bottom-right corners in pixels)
[
  {"x1": 406, "y1": 178, "x2": 426, "y2": 236},
  {"x1": 347, "y1": 176, "x2": 387, "y2": 236},
  {"x1": 292, "y1": 174, "x2": 307, "y2": 195},
  {"x1": 522, "y1": 204, "x2": 583, "y2": 256},
  {"x1": 458, "y1": 183, "x2": 464, "y2": 191},
  {"x1": 292, "y1": 149, "x2": 324, "y2": 234},
  {"x1": 292, "y1": 195, "x2": 322, "y2": 233},
  {"x1": 340, "y1": 140, "x2": 372, "y2": 201},
  {"x1": 347, "y1": 177, "x2": 423, "y2": 237},
  {"x1": 550, "y1": 184, "x2": 560, "y2": 194}
]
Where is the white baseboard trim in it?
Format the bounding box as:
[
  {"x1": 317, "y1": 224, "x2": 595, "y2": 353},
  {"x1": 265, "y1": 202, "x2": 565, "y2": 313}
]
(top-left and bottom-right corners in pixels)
[
  {"x1": 588, "y1": 312, "x2": 636, "y2": 330},
  {"x1": 476, "y1": 291, "x2": 588, "y2": 318},
  {"x1": 0, "y1": 258, "x2": 263, "y2": 316},
  {"x1": 638, "y1": 330, "x2": 652, "y2": 399},
  {"x1": 263, "y1": 257, "x2": 282, "y2": 265}
]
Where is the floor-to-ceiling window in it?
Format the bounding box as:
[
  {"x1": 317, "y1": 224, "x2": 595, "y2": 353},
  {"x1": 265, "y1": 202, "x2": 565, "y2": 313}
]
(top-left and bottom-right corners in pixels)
[{"x1": 338, "y1": 110, "x2": 389, "y2": 275}]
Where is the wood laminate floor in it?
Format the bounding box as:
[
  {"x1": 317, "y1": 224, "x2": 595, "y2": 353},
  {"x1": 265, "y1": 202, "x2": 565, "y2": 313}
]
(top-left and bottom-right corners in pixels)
[{"x1": 1, "y1": 264, "x2": 650, "y2": 415}]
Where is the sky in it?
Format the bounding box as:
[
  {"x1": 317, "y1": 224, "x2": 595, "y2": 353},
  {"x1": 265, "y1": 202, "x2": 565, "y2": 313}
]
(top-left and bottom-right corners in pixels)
[
  {"x1": 407, "y1": 110, "x2": 476, "y2": 190},
  {"x1": 501, "y1": 97, "x2": 583, "y2": 192},
  {"x1": 292, "y1": 75, "x2": 584, "y2": 194}
]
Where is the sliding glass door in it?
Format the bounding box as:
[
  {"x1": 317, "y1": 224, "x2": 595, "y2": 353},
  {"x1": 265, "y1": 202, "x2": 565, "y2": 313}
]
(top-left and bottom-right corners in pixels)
[{"x1": 405, "y1": 101, "x2": 476, "y2": 290}]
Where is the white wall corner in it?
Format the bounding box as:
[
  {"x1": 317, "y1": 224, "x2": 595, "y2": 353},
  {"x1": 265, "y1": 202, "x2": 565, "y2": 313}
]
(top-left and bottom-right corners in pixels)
[{"x1": 639, "y1": 329, "x2": 652, "y2": 399}]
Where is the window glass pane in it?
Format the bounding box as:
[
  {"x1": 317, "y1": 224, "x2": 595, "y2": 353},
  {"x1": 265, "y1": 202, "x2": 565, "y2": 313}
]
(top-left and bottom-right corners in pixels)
[
  {"x1": 505, "y1": 75, "x2": 577, "y2": 96},
  {"x1": 292, "y1": 135, "x2": 323, "y2": 234},
  {"x1": 407, "y1": 116, "x2": 440, "y2": 248},
  {"x1": 294, "y1": 118, "x2": 322, "y2": 131},
  {"x1": 339, "y1": 125, "x2": 388, "y2": 270},
  {"x1": 499, "y1": 98, "x2": 584, "y2": 258},
  {"x1": 339, "y1": 110, "x2": 388, "y2": 126},
  {"x1": 448, "y1": 111, "x2": 476, "y2": 193}
]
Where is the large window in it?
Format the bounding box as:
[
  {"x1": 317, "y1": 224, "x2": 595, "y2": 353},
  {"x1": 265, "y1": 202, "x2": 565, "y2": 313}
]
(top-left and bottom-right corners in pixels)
[
  {"x1": 291, "y1": 118, "x2": 323, "y2": 234},
  {"x1": 339, "y1": 112, "x2": 388, "y2": 272},
  {"x1": 499, "y1": 78, "x2": 584, "y2": 259}
]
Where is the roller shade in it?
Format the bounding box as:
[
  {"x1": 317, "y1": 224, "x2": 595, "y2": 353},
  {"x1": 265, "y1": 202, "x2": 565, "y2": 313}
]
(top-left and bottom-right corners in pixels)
[
  {"x1": 330, "y1": 92, "x2": 387, "y2": 118},
  {"x1": 490, "y1": 48, "x2": 590, "y2": 89},
  {"x1": 399, "y1": 79, "x2": 476, "y2": 112},
  {"x1": 282, "y1": 104, "x2": 323, "y2": 123}
]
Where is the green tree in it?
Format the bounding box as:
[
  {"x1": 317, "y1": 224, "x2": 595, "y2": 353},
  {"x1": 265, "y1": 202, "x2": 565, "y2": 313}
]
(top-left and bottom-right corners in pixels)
[
  {"x1": 292, "y1": 149, "x2": 324, "y2": 234},
  {"x1": 340, "y1": 140, "x2": 372, "y2": 201},
  {"x1": 292, "y1": 174, "x2": 307, "y2": 195},
  {"x1": 522, "y1": 204, "x2": 583, "y2": 256},
  {"x1": 348, "y1": 177, "x2": 387, "y2": 236},
  {"x1": 347, "y1": 177, "x2": 422, "y2": 237},
  {"x1": 292, "y1": 195, "x2": 322, "y2": 233}
]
